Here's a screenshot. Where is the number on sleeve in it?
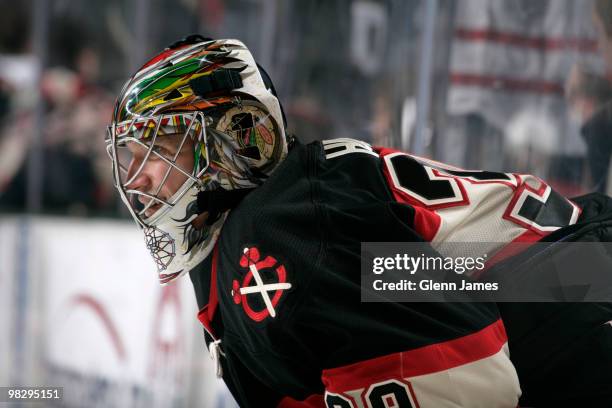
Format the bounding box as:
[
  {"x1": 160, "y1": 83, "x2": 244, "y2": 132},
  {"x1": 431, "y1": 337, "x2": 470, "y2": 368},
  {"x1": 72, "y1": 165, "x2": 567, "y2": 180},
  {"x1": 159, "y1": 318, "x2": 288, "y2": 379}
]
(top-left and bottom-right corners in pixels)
[
  {"x1": 365, "y1": 380, "x2": 414, "y2": 408},
  {"x1": 384, "y1": 152, "x2": 578, "y2": 232},
  {"x1": 325, "y1": 392, "x2": 355, "y2": 408}
]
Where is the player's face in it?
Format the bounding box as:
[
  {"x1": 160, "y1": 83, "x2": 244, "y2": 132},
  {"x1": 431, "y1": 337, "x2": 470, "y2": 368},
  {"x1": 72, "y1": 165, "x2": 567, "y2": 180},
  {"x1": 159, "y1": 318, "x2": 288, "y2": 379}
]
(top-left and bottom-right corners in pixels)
[{"x1": 125, "y1": 133, "x2": 195, "y2": 218}]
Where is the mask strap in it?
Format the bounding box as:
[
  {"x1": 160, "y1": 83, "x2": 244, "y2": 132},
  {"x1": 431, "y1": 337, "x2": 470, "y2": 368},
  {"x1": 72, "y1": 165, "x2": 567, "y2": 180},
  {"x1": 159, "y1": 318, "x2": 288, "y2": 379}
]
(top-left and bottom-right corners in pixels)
[
  {"x1": 190, "y1": 69, "x2": 243, "y2": 95},
  {"x1": 197, "y1": 188, "x2": 254, "y2": 225}
]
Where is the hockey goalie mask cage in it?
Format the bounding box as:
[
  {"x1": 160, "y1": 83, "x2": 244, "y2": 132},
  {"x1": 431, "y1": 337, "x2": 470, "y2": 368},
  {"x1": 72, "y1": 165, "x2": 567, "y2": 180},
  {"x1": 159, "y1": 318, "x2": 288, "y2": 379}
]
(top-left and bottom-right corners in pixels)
[{"x1": 106, "y1": 38, "x2": 288, "y2": 284}]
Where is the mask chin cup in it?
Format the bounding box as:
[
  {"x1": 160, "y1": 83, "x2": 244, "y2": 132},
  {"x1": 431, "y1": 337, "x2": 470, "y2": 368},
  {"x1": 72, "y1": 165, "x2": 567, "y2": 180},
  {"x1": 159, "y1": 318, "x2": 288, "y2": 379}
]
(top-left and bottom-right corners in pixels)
[{"x1": 142, "y1": 184, "x2": 227, "y2": 285}]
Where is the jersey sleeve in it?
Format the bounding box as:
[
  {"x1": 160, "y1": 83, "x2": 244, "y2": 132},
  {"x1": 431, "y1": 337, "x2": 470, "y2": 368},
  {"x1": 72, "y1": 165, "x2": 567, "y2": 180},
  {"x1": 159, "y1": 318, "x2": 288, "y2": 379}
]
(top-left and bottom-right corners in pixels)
[{"x1": 374, "y1": 146, "x2": 581, "y2": 265}]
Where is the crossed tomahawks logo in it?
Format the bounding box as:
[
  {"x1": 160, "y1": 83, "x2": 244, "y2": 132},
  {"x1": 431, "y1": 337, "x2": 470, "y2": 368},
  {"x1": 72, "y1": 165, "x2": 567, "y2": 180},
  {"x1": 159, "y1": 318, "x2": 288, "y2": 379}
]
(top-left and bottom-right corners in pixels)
[{"x1": 232, "y1": 247, "x2": 292, "y2": 322}]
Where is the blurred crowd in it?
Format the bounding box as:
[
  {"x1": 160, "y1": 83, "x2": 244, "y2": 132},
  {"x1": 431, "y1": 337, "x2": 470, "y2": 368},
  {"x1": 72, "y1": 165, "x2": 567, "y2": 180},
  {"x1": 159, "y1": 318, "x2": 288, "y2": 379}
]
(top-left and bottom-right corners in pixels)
[
  {"x1": 567, "y1": 0, "x2": 612, "y2": 194},
  {"x1": 0, "y1": 3, "x2": 115, "y2": 215},
  {"x1": 0, "y1": 0, "x2": 611, "y2": 216}
]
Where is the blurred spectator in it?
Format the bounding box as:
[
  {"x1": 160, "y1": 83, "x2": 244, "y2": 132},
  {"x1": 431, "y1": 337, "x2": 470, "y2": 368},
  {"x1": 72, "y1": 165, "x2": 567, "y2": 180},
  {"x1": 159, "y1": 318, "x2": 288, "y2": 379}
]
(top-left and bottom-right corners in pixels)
[
  {"x1": 446, "y1": 0, "x2": 596, "y2": 183},
  {"x1": 0, "y1": 66, "x2": 114, "y2": 214},
  {"x1": 0, "y1": 15, "x2": 115, "y2": 214},
  {"x1": 285, "y1": 93, "x2": 333, "y2": 145},
  {"x1": 567, "y1": 0, "x2": 612, "y2": 193},
  {"x1": 0, "y1": 1, "x2": 35, "y2": 198}
]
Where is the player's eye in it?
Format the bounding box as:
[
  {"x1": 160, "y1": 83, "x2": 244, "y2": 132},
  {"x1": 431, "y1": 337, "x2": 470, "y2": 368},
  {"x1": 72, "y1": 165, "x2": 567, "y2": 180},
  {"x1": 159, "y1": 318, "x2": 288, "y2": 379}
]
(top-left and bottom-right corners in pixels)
[{"x1": 151, "y1": 145, "x2": 173, "y2": 159}]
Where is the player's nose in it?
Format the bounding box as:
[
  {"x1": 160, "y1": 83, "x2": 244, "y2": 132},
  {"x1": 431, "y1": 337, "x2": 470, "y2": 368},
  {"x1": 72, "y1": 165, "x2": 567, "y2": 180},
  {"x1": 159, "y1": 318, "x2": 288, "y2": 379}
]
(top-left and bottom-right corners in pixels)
[{"x1": 125, "y1": 159, "x2": 151, "y2": 192}]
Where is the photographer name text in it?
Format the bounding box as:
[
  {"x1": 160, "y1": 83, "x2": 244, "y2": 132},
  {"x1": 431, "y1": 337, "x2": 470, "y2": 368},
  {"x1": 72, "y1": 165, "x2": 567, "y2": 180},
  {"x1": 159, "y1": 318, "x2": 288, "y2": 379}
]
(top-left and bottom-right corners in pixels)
[
  {"x1": 372, "y1": 279, "x2": 498, "y2": 291},
  {"x1": 371, "y1": 253, "x2": 499, "y2": 292}
]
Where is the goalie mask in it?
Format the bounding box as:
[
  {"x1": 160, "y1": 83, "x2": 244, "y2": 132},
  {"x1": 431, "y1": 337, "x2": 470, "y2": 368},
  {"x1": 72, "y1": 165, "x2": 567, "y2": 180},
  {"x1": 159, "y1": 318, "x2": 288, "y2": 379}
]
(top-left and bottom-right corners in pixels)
[{"x1": 106, "y1": 37, "x2": 287, "y2": 284}]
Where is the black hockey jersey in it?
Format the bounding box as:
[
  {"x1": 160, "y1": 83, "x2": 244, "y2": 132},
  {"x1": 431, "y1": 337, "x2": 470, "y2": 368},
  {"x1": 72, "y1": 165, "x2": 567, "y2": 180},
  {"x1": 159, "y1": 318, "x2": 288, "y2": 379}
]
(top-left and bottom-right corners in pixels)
[{"x1": 189, "y1": 138, "x2": 562, "y2": 407}]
